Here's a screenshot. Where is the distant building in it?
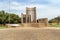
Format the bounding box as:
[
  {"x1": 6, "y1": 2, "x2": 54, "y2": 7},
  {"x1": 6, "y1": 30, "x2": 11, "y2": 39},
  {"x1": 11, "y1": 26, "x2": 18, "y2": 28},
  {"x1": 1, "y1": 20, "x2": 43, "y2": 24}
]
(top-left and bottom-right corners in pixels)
[
  {"x1": 21, "y1": 7, "x2": 48, "y2": 27},
  {"x1": 21, "y1": 7, "x2": 36, "y2": 23},
  {"x1": 37, "y1": 18, "x2": 48, "y2": 26},
  {"x1": 7, "y1": 7, "x2": 48, "y2": 28}
]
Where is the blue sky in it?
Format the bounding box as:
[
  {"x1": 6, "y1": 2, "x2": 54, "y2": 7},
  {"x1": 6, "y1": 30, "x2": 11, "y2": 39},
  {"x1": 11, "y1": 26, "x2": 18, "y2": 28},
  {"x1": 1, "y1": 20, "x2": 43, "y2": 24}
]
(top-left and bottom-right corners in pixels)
[{"x1": 0, "y1": 0, "x2": 60, "y2": 20}]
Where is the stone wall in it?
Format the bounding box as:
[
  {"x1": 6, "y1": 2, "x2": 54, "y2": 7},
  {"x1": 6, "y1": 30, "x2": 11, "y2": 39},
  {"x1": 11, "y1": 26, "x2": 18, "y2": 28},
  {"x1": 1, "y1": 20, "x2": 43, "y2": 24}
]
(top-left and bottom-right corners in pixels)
[
  {"x1": 21, "y1": 23, "x2": 47, "y2": 27},
  {"x1": 37, "y1": 18, "x2": 48, "y2": 26}
]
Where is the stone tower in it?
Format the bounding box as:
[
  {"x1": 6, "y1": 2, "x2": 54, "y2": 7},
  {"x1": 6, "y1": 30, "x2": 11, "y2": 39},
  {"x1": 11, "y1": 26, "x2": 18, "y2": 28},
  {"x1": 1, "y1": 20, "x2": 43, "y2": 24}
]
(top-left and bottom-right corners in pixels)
[{"x1": 26, "y1": 7, "x2": 36, "y2": 23}]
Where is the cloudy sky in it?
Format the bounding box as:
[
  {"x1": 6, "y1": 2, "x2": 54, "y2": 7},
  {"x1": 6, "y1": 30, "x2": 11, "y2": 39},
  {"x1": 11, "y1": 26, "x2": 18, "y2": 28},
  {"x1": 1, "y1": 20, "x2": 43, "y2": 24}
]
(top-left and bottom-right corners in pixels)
[{"x1": 0, "y1": 0, "x2": 60, "y2": 20}]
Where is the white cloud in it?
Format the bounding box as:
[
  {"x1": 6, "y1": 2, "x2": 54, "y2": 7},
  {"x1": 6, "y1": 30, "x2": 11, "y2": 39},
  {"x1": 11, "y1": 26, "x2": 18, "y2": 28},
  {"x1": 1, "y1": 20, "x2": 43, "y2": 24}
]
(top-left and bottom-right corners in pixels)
[
  {"x1": 10, "y1": 1, "x2": 46, "y2": 10},
  {"x1": 37, "y1": 6, "x2": 60, "y2": 20},
  {"x1": 9, "y1": 2, "x2": 47, "y2": 16},
  {"x1": 47, "y1": 0, "x2": 60, "y2": 6},
  {"x1": 0, "y1": 2, "x2": 9, "y2": 12},
  {"x1": 27, "y1": 0, "x2": 38, "y2": 2},
  {"x1": 0, "y1": 1, "x2": 60, "y2": 20},
  {"x1": 10, "y1": 2, "x2": 25, "y2": 10}
]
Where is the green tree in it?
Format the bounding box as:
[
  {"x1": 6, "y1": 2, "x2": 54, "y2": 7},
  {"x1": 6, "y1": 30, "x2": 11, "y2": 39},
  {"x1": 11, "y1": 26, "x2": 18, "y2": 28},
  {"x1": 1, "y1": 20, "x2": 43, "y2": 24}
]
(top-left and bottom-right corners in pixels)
[
  {"x1": 54, "y1": 16, "x2": 60, "y2": 24},
  {"x1": 49, "y1": 16, "x2": 60, "y2": 24},
  {"x1": 0, "y1": 10, "x2": 21, "y2": 24}
]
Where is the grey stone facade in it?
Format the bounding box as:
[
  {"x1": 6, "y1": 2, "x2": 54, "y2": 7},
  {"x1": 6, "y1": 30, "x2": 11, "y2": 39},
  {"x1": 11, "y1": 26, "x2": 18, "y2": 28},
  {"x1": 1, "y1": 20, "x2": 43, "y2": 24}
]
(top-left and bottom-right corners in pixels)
[
  {"x1": 21, "y1": 7, "x2": 48, "y2": 27},
  {"x1": 21, "y1": 7, "x2": 36, "y2": 23}
]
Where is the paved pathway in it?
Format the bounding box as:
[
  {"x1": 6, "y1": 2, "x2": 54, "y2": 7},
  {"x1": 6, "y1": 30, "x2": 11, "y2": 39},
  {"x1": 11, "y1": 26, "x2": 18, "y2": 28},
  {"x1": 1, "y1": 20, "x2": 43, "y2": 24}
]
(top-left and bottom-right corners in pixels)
[{"x1": 0, "y1": 28, "x2": 60, "y2": 40}]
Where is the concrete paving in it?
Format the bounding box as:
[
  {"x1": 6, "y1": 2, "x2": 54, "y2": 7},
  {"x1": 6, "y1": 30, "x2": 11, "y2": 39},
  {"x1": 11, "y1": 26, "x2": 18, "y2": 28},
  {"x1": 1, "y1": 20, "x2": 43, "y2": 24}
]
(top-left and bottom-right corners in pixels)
[{"x1": 0, "y1": 28, "x2": 60, "y2": 40}]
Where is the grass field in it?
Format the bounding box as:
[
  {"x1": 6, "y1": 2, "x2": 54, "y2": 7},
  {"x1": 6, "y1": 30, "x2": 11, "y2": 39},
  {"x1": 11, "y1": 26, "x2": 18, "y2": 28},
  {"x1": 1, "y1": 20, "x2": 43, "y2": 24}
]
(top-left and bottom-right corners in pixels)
[
  {"x1": 0, "y1": 26, "x2": 7, "y2": 29},
  {"x1": 49, "y1": 23, "x2": 60, "y2": 27}
]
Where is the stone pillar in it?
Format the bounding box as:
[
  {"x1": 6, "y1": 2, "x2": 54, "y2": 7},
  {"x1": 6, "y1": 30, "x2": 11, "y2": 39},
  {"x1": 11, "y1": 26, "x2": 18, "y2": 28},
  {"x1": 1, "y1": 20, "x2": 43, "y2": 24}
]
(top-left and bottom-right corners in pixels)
[
  {"x1": 26, "y1": 7, "x2": 36, "y2": 23},
  {"x1": 21, "y1": 13, "x2": 23, "y2": 23},
  {"x1": 26, "y1": 14, "x2": 27, "y2": 23},
  {"x1": 29, "y1": 15, "x2": 31, "y2": 23},
  {"x1": 26, "y1": 7, "x2": 31, "y2": 23},
  {"x1": 31, "y1": 7, "x2": 36, "y2": 23},
  {"x1": 34, "y1": 7, "x2": 36, "y2": 23},
  {"x1": 45, "y1": 18, "x2": 48, "y2": 26}
]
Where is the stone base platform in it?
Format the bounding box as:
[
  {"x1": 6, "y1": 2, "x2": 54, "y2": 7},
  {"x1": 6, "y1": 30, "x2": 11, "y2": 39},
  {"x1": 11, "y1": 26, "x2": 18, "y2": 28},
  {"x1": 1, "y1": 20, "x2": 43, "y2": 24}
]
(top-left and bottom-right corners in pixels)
[{"x1": 21, "y1": 23, "x2": 48, "y2": 27}]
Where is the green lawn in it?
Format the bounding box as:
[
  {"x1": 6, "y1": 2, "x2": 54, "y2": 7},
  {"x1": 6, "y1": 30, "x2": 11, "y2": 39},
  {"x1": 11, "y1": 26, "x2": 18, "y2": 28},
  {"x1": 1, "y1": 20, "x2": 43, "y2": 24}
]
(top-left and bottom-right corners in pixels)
[
  {"x1": 50, "y1": 25, "x2": 60, "y2": 27},
  {"x1": 49, "y1": 23, "x2": 60, "y2": 27},
  {"x1": 0, "y1": 26, "x2": 7, "y2": 29}
]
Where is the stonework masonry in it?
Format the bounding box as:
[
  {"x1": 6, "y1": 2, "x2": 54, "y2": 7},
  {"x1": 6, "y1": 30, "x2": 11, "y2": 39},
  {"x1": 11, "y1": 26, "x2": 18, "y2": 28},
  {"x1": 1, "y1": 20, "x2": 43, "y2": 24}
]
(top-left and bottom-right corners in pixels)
[
  {"x1": 26, "y1": 7, "x2": 36, "y2": 23},
  {"x1": 21, "y1": 7, "x2": 48, "y2": 27}
]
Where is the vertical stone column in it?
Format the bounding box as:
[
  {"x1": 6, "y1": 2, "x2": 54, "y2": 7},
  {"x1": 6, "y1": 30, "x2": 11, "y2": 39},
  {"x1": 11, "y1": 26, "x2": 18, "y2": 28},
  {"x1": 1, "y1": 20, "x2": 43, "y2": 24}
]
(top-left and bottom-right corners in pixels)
[
  {"x1": 26, "y1": 7, "x2": 28, "y2": 23},
  {"x1": 32, "y1": 7, "x2": 36, "y2": 23},
  {"x1": 26, "y1": 7, "x2": 30, "y2": 23},
  {"x1": 29, "y1": 15, "x2": 31, "y2": 23},
  {"x1": 45, "y1": 18, "x2": 48, "y2": 26},
  {"x1": 21, "y1": 13, "x2": 23, "y2": 24},
  {"x1": 26, "y1": 7, "x2": 36, "y2": 23},
  {"x1": 34, "y1": 7, "x2": 36, "y2": 23},
  {"x1": 26, "y1": 14, "x2": 27, "y2": 23}
]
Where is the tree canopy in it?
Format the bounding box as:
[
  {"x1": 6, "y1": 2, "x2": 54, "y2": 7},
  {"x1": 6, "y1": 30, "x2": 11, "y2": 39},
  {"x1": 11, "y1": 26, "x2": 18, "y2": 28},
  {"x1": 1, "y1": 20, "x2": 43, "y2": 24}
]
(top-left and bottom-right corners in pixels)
[
  {"x1": 49, "y1": 16, "x2": 60, "y2": 24},
  {"x1": 0, "y1": 10, "x2": 21, "y2": 24}
]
